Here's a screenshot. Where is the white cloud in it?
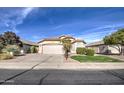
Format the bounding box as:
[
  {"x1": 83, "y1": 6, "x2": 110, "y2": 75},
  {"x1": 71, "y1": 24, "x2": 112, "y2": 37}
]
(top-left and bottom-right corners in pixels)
[
  {"x1": 75, "y1": 23, "x2": 124, "y2": 43},
  {"x1": 53, "y1": 25, "x2": 64, "y2": 30},
  {"x1": 22, "y1": 7, "x2": 34, "y2": 19},
  {"x1": 88, "y1": 24, "x2": 124, "y2": 33},
  {"x1": 0, "y1": 7, "x2": 36, "y2": 33}
]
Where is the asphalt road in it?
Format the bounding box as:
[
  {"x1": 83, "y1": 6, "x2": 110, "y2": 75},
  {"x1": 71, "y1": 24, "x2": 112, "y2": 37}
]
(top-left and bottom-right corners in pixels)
[
  {"x1": 0, "y1": 69, "x2": 124, "y2": 85},
  {"x1": 0, "y1": 54, "x2": 124, "y2": 85}
]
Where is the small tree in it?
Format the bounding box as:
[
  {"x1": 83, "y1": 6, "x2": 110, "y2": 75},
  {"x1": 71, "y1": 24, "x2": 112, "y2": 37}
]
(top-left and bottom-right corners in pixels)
[
  {"x1": 30, "y1": 46, "x2": 37, "y2": 53},
  {"x1": 61, "y1": 37, "x2": 72, "y2": 60},
  {"x1": 0, "y1": 35, "x2": 5, "y2": 53},
  {"x1": 3, "y1": 31, "x2": 23, "y2": 47},
  {"x1": 103, "y1": 28, "x2": 124, "y2": 55},
  {"x1": 2, "y1": 45, "x2": 20, "y2": 56},
  {"x1": 0, "y1": 31, "x2": 23, "y2": 53},
  {"x1": 27, "y1": 47, "x2": 31, "y2": 53}
]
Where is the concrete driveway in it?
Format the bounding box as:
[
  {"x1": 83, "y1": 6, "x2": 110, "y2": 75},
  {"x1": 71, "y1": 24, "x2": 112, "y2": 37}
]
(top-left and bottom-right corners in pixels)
[{"x1": 0, "y1": 54, "x2": 124, "y2": 85}]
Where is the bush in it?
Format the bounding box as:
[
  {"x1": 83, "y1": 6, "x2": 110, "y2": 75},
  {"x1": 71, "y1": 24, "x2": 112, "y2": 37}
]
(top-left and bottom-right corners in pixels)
[
  {"x1": 0, "y1": 53, "x2": 13, "y2": 60},
  {"x1": 0, "y1": 44, "x2": 4, "y2": 53},
  {"x1": 76, "y1": 47, "x2": 86, "y2": 54},
  {"x1": 30, "y1": 46, "x2": 37, "y2": 53},
  {"x1": 2, "y1": 45, "x2": 21, "y2": 56},
  {"x1": 26, "y1": 47, "x2": 31, "y2": 53},
  {"x1": 85, "y1": 49, "x2": 95, "y2": 56}
]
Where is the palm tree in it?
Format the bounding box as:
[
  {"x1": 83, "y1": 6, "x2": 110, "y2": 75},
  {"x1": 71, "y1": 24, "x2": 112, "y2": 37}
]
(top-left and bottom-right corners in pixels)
[{"x1": 61, "y1": 37, "x2": 72, "y2": 60}]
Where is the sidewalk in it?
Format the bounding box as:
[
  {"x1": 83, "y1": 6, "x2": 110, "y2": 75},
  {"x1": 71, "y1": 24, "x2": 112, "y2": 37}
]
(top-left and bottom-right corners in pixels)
[
  {"x1": 63, "y1": 57, "x2": 80, "y2": 63},
  {"x1": 108, "y1": 55, "x2": 124, "y2": 61},
  {"x1": 0, "y1": 54, "x2": 124, "y2": 70}
]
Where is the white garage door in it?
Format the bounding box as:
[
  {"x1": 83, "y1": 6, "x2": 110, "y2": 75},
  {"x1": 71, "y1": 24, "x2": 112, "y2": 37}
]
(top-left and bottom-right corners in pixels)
[{"x1": 43, "y1": 44, "x2": 64, "y2": 54}]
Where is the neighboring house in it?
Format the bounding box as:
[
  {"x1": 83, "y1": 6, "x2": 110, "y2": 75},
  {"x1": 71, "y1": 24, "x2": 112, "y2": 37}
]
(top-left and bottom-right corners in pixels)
[
  {"x1": 20, "y1": 39, "x2": 38, "y2": 53},
  {"x1": 86, "y1": 40, "x2": 121, "y2": 54},
  {"x1": 38, "y1": 35, "x2": 86, "y2": 54}
]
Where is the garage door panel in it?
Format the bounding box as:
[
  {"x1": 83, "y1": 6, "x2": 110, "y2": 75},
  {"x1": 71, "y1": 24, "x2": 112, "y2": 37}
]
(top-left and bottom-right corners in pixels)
[{"x1": 43, "y1": 45, "x2": 64, "y2": 54}]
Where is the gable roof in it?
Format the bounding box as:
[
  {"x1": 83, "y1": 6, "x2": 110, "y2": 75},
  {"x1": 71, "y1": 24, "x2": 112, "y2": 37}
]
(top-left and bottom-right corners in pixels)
[
  {"x1": 86, "y1": 40, "x2": 104, "y2": 47},
  {"x1": 38, "y1": 37, "x2": 60, "y2": 43},
  {"x1": 59, "y1": 35, "x2": 75, "y2": 39},
  {"x1": 20, "y1": 39, "x2": 38, "y2": 46},
  {"x1": 38, "y1": 35, "x2": 86, "y2": 44},
  {"x1": 72, "y1": 39, "x2": 86, "y2": 44}
]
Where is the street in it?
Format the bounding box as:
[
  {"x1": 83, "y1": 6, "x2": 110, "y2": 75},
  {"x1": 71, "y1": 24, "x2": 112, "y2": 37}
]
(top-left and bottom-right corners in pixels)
[{"x1": 0, "y1": 54, "x2": 124, "y2": 85}]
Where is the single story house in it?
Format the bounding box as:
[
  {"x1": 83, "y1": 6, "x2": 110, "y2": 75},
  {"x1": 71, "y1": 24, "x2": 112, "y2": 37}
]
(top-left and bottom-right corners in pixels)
[
  {"x1": 38, "y1": 35, "x2": 86, "y2": 54},
  {"x1": 86, "y1": 40, "x2": 121, "y2": 54},
  {"x1": 20, "y1": 39, "x2": 38, "y2": 53}
]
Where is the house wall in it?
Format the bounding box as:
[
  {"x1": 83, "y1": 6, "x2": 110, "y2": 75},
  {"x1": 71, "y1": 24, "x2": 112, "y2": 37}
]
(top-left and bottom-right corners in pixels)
[
  {"x1": 71, "y1": 43, "x2": 76, "y2": 53},
  {"x1": 71, "y1": 42, "x2": 85, "y2": 53},
  {"x1": 76, "y1": 42, "x2": 85, "y2": 47},
  {"x1": 99, "y1": 45, "x2": 108, "y2": 53},
  {"x1": 41, "y1": 41, "x2": 61, "y2": 44},
  {"x1": 38, "y1": 44, "x2": 43, "y2": 53},
  {"x1": 88, "y1": 45, "x2": 121, "y2": 54},
  {"x1": 38, "y1": 41, "x2": 61, "y2": 53},
  {"x1": 38, "y1": 39, "x2": 85, "y2": 54},
  {"x1": 108, "y1": 45, "x2": 120, "y2": 54},
  {"x1": 98, "y1": 45, "x2": 120, "y2": 54}
]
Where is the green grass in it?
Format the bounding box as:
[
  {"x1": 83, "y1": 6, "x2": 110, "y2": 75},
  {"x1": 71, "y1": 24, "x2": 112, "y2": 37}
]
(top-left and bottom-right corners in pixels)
[{"x1": 71, "y1": 55, "x2": 123, "y2": 62}]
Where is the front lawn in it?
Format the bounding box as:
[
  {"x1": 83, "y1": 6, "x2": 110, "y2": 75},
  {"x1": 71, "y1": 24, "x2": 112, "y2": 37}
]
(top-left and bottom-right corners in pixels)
[{"x1": 71, "y1": 55, "x2": 123, "y2": 62}]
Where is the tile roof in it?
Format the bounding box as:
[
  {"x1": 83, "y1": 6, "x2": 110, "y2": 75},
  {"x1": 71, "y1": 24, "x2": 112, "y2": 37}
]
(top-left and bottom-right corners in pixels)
[
  {"x1": 59, "y1": 35, "x2": 74, "y2": 38},
  {"x1": 38, "y1": 37, "x2": 60, "y2": 43},
  {"x1": 20, "y1": 39, "x2": 38, "y2": 46},
  {"x1": 38, "y1": 35, "x2": 86, "y2": 44},
  {"x1": 86, "y1": 40, "x2": 104, "y2": 47},
  {"x1": 72, "y1": 39, "x2": 86, "y2": 44}
]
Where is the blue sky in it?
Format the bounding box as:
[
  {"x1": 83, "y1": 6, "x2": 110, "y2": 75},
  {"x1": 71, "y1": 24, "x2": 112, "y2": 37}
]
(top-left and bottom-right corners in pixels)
[{"x1": 0, "y1": 7, "x2": 124, "y2": 43}]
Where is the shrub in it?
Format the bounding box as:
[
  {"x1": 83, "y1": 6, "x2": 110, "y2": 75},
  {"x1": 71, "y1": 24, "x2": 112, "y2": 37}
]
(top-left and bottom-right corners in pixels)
[
  {"x1": 0, "y1": 53, "x2": 13, "y2": 60},
  {"x1": 2, "y1": 45, "x2": 20, "y2": 56},
  {"x1": 85, "y1": 49, "x2": 95, "y2": 56},
  {"x1": 26, "y1": 47, "x2": 31, "y2": 53},
  {"x1": 30, "y1": 46, "x2": 37, "y2": 53},
  {"x1": 0, "y1": 43, "x2": 4, "y2": 53},
  {"x1": 76, "y1": 47, "x2": 86, "y2": 54}
]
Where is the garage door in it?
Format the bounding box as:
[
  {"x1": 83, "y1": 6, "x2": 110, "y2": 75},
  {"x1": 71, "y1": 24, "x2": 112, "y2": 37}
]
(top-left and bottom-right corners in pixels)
[{"x1": 42, "y1": 44, "x2": 64, "y2": 54}]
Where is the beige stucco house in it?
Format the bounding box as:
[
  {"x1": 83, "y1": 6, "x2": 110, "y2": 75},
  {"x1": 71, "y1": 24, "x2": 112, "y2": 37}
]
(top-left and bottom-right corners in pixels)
[
  {"x1": 86, "y1": 40, "x2": 121, "y2": 54},
  {"x1": 38, "y1": 35, "x2": 86, "y2": 54}
]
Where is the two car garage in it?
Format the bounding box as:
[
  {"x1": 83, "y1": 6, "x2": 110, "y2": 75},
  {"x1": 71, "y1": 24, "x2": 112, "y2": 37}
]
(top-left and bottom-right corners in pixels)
[{"x1": 42, "y1": 44, "x2": 64, "y2": 54}]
